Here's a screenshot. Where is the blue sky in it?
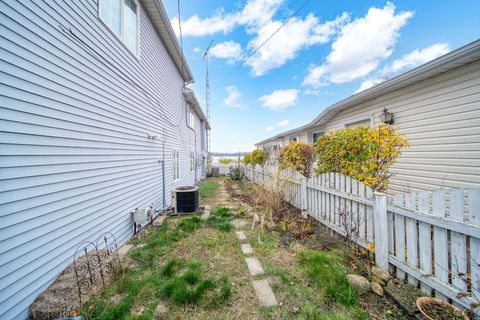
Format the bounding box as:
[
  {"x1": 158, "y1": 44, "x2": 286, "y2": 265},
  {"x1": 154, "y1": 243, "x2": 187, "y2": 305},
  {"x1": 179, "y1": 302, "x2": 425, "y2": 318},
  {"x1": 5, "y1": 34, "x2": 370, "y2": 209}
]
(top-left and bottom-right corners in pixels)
[{"x1": 164, "y1": 0, "x2": 480, "y2": 152}]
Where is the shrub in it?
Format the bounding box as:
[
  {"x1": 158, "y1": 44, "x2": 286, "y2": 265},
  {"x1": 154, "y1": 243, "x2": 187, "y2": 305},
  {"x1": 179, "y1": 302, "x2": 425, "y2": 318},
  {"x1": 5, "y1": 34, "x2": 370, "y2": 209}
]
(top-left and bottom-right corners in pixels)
[
  {"x1": 250, "y1": 149, "x2": 267, "y2": 167},
  {"x1": 278, "y1": 141, "x2": 316, "y2": 179},
  {"x1": 218, "y1": 158, "x2": 233, "y2": 165},
  {"x1": 315, "y1": 125, "x2": 408, "y2": 191},
  {"x1": 243, "y1": 153, "x2": 252, "y2": 165}
]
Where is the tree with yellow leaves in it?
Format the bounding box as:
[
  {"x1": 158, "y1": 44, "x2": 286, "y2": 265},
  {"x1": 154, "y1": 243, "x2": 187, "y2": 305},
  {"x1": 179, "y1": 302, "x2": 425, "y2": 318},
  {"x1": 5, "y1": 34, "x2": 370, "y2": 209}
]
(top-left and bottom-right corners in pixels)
[{"x1": 315, "y1": 125, "x2": 409, "y2": 191}]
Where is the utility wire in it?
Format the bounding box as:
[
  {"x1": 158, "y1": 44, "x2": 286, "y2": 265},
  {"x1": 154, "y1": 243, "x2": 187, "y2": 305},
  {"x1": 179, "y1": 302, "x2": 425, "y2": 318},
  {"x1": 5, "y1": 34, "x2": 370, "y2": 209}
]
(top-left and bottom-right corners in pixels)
[{"x1": 229, "y1": 0, "x2": 313, "y2": 77}]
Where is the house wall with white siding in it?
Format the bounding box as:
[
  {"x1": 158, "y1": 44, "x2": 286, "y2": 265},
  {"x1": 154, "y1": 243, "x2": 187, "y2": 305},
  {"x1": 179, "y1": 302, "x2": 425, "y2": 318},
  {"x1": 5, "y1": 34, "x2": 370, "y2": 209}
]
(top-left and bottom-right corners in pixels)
[
  {"x1": 0, "y1": 1, "x2": 205, "y2": 319},
  {"x1": 262, "y1": 60, "x2": 480, "y2": 194},
  {"x1": 320, "y1": 60, "x2": 480, "y2": 193}
]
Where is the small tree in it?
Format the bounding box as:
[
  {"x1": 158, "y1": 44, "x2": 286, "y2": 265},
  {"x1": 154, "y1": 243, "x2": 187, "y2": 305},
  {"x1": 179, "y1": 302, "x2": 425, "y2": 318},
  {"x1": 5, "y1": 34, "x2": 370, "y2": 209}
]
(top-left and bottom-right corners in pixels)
[
  {"x1": 243, "y1": 153, "x2": 252, "y2": 165},
  {"x1": 278, "y1": 141, "x2": 316, "y2": 180},
  {"x1": 315, "y1": 125, "x2": 409, "y2": 191},
  {"x1": 250, "y1": 149, "x2": 267, "y2": 167},
  {"x1": 261, "y1": 144, "x2": 282, "y2": 166}
]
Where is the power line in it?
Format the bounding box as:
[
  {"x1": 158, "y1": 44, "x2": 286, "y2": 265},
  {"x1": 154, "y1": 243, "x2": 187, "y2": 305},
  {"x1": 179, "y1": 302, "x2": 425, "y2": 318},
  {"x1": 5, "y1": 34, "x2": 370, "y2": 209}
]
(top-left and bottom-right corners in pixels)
[{"x1": 229, "y1": 0, "x2": 313, "y2": 77}]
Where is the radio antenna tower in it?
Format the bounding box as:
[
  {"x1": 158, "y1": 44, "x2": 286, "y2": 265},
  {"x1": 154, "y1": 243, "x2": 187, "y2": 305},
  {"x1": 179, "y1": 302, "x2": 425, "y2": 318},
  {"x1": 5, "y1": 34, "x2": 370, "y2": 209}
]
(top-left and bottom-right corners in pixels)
[{"x1": 203, "y1": 40, "x2": 213, "y2": 160}]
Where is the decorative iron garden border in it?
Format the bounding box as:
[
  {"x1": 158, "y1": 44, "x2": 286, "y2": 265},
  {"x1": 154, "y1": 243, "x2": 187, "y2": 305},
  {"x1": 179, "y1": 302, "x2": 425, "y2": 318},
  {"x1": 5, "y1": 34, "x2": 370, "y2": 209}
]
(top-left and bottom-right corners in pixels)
[{"x1": 73, "y1": 232, "x2": 120, "y2": 306}]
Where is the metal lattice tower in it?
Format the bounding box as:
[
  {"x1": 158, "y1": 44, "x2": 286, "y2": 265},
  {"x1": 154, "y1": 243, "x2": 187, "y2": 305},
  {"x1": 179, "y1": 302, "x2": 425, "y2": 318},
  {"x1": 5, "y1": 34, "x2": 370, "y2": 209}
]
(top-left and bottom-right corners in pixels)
[{"x1": 203, "y1": 40, "x2": 213, "y2": 157}]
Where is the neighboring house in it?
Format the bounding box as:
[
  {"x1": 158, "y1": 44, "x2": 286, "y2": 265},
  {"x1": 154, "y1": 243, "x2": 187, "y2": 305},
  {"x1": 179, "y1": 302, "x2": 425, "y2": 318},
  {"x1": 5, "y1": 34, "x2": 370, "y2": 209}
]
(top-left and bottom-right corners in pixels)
[
  {"x1": 0, "y1": 1, "x2": 208, "y2": 319},
  {"x1": 257, "y1": 39, "x2": 480, "y2": 194}
]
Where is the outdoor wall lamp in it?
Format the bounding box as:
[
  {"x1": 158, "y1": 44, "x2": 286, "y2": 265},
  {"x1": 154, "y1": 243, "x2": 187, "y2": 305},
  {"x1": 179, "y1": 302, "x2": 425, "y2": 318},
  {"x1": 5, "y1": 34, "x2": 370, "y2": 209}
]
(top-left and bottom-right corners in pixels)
[{"x1": 380, "y1": 107, "x2": 394, "y2": 124}]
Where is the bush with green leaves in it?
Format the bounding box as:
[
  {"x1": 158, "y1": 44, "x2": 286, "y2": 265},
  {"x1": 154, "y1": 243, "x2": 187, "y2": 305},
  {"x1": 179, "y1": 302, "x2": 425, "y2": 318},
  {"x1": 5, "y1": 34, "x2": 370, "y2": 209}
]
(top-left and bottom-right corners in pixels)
[
  {"x1": 315, "y1": 125, "x2": 409, "y2": 191},
  {"x1": 243, "y1": 153, "x2": 252, "y2": 165},
  {"x1": 218, "y1": 158, "x2": 233, "y2": 165},
  {"x1": 250, "y1": 149, "x2": 267, "y2": 167}
]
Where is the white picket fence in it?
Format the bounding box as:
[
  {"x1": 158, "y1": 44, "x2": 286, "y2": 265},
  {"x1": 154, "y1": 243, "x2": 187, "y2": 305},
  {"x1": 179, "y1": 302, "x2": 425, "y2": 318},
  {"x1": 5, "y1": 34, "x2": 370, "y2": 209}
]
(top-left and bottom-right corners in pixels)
[{"x1": 244, "y1": 164, "x2": 480, "y2": 316}]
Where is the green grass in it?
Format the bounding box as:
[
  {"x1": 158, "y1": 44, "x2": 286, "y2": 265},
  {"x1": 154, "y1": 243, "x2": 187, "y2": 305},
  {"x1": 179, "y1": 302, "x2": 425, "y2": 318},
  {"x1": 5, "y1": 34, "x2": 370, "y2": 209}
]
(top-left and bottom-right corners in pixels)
[
  {"x1": 206, "y1": 207, "x2": 233, "y2": 231},
  {"x1": 199, "y1": 180, "x2": 220, "y2": 200},
  {"x1": 81, "y1": 213, "x2": 233, "y2": 320},
  {"x1": 83, "y1": 258, "x2": 232, "y2": 319},
  {"x1": 128, "y1": 216, "x2": 202, "y2": 270},
  {"x1": 298, "y1": 251, "x2": 358, "y2": 306},
  {"x1": 157, "y1": 259, "x2": 231, "y2": 305}
]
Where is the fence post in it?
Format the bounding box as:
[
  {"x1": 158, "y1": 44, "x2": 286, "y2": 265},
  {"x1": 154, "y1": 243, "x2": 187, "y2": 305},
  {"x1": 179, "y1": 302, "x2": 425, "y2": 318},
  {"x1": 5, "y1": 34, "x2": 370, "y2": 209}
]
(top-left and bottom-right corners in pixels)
[
  {"x1": 301, "y1": 177, "x2": 308, "y2": 218},
  {"x1": 374, "y1": 192, "x2": 389, "y2": 269}
]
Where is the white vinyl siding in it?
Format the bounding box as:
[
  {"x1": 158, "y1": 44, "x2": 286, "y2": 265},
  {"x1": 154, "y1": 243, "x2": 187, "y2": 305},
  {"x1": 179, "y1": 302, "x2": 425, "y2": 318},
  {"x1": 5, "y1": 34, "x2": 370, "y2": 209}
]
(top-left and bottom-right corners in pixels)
[
  {"x1": 0, "y1": 1, "x2": 205, "y2": 319},
  {"x1": 344, "y1": 118, "x2": 371, "y2": 128}
]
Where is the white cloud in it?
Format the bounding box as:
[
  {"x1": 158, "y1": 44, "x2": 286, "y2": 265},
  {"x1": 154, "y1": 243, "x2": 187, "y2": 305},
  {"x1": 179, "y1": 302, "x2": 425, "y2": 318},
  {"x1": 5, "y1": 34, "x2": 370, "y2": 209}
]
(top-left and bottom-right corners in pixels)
[
  {"x1": 171, "y1": 0, "x2": 284, "y2": 37},
  {"x1": 354, "y1": 78, "x2": 385, "y2": 93},
  {"x1": 224, "y1": 86, "x2": 242, "y2": 109},
  {"x1": 276, "y1": 119, "x2": 290, "y2": 127},
  {"x1": 303, "y1": 3, "x2": 413, "y2": 87},
  {"x1": 303, "y1": 89, "x2": 320, "y2": 96},
  {"x1": 354, "y1": 43, "x2": 450, "y2": 93},
  {"x1": 384, "y1": 43, "x2": 450, "y2": 74},
  {"x1": 173, "y1": 0, "x2": 349, "y2": 75},
  {"x1": 246, "y1": 13, "x2": 349, "y2": 76},
  {"x1": 171, "y1": 9, "x2": 237, "y2": 37},
  {"x1": 193, "y1": 47, "x2": 201, "y2": 54},
  {"x1": 259, "y1": 89, "x2": 299, "y2": 111},
  {"x1": 237, "y1": 0, "x2": 284, "y2": 32},
  {"x1": 210, "y1": 41, "x2": 242, "y2": 62},
  {"x1": 265, "y1": 125, "x2": 276, "y2": 132}
]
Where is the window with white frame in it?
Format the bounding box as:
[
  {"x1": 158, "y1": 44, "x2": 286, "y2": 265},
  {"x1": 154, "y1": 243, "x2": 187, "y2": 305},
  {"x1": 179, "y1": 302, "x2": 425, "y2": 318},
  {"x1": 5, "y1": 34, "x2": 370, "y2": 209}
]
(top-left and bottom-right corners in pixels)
[
  {"x1": 190, "y1": 151, "x2": 195, "y2": 172},
  {"x1": 173, "y1": 149, "x2": 179, "y2": 180},
  {"x1": 99, "y1": 0, "x2": 139, "y2": 55},
  {"x1": 188, "y1": 109, "x2": 195, "y2": 129},
  {"x1": 312, "y1": 131, "x2": 324, "y2": 145}
]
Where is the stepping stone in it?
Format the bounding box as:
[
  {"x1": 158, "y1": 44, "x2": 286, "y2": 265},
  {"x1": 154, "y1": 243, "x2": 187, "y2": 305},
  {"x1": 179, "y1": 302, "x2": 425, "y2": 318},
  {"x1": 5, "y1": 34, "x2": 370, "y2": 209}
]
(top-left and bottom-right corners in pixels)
[
  {"x1": 200, "y1": 206, "x2": 211, "y2": 221},
  {"x1": 245, "y1": 257, "x2": 265, "y2": 276},
  {"x1": 252, "y1": 279, "x2": 278, "y2": 307},
  {"x1": 232, "y1": 219, "x2": 249, "y2": 229},
  {"x1": 384, "y1": 280, "x2": 423, "y2": 317},
  {"x1": 118, "y1": 244, "x2": 134, "y2": 257},
  {"x1": 235, "y1": 231, "x2": 247, "y2": 241},
  {"x1": 241, "y1": 243, "x2": 254, "y2": 255},
  {"x1": 152, "y1": 215, "x2": 167, "y2": 226}
]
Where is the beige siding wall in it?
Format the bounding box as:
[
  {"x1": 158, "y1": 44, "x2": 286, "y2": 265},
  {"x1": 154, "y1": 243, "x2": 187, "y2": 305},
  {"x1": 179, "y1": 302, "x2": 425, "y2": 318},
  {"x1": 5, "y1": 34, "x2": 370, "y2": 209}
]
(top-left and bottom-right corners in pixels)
[{"x1": 323, "y1": 60, "x2": 480, "y2": 193}]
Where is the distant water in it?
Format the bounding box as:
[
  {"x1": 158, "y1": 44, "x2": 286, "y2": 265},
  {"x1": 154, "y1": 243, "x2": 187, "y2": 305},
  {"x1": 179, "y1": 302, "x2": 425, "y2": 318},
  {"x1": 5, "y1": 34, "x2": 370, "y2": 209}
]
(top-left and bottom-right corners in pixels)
[{"x1": 211, "y1": 156, "x2": 240, "y2": 165}]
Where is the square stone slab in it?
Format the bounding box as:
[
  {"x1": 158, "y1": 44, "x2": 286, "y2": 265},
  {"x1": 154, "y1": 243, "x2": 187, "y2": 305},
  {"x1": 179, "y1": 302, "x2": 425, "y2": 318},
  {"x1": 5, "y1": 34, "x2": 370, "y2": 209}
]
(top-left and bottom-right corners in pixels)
[
  {"x1": 241, "y1": 243, "x2": 254, "y2": 255},
  {"x1": 252, "y1": 279, "x2": 278, "y2": 307},
  {"x1": 232, "y1": 219, "x2": 249, "y2": 229},
  {"x1": 200, "y1": 208, "x2": 210, "y2": 221},
  {"x1": 245, "y1": 257, "x2": 265, "y2": 276},
  {"x1": 152, "y1": 215, "x2": 167, "y2": 226},
  {"x1": 235, "y1": 231, "x2": 247, "y2": 241},
  {"x1": 118, "y1": 244, "x2": 134, "y2": 257}
]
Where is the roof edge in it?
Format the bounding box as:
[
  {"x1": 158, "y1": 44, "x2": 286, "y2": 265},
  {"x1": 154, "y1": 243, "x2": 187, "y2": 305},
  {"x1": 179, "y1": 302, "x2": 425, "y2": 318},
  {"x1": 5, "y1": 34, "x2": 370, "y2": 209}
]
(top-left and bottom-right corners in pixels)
[{"x1": 144, "y1": 0, "x2": 194, "y2": 82}]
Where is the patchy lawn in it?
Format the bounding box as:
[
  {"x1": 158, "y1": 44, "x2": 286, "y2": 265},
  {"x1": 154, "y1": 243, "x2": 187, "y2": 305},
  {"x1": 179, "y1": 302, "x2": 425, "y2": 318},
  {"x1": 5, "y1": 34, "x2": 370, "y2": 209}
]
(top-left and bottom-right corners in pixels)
[{"x1": 82, "y1": 177, "x2": 404, "y2": 320}]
